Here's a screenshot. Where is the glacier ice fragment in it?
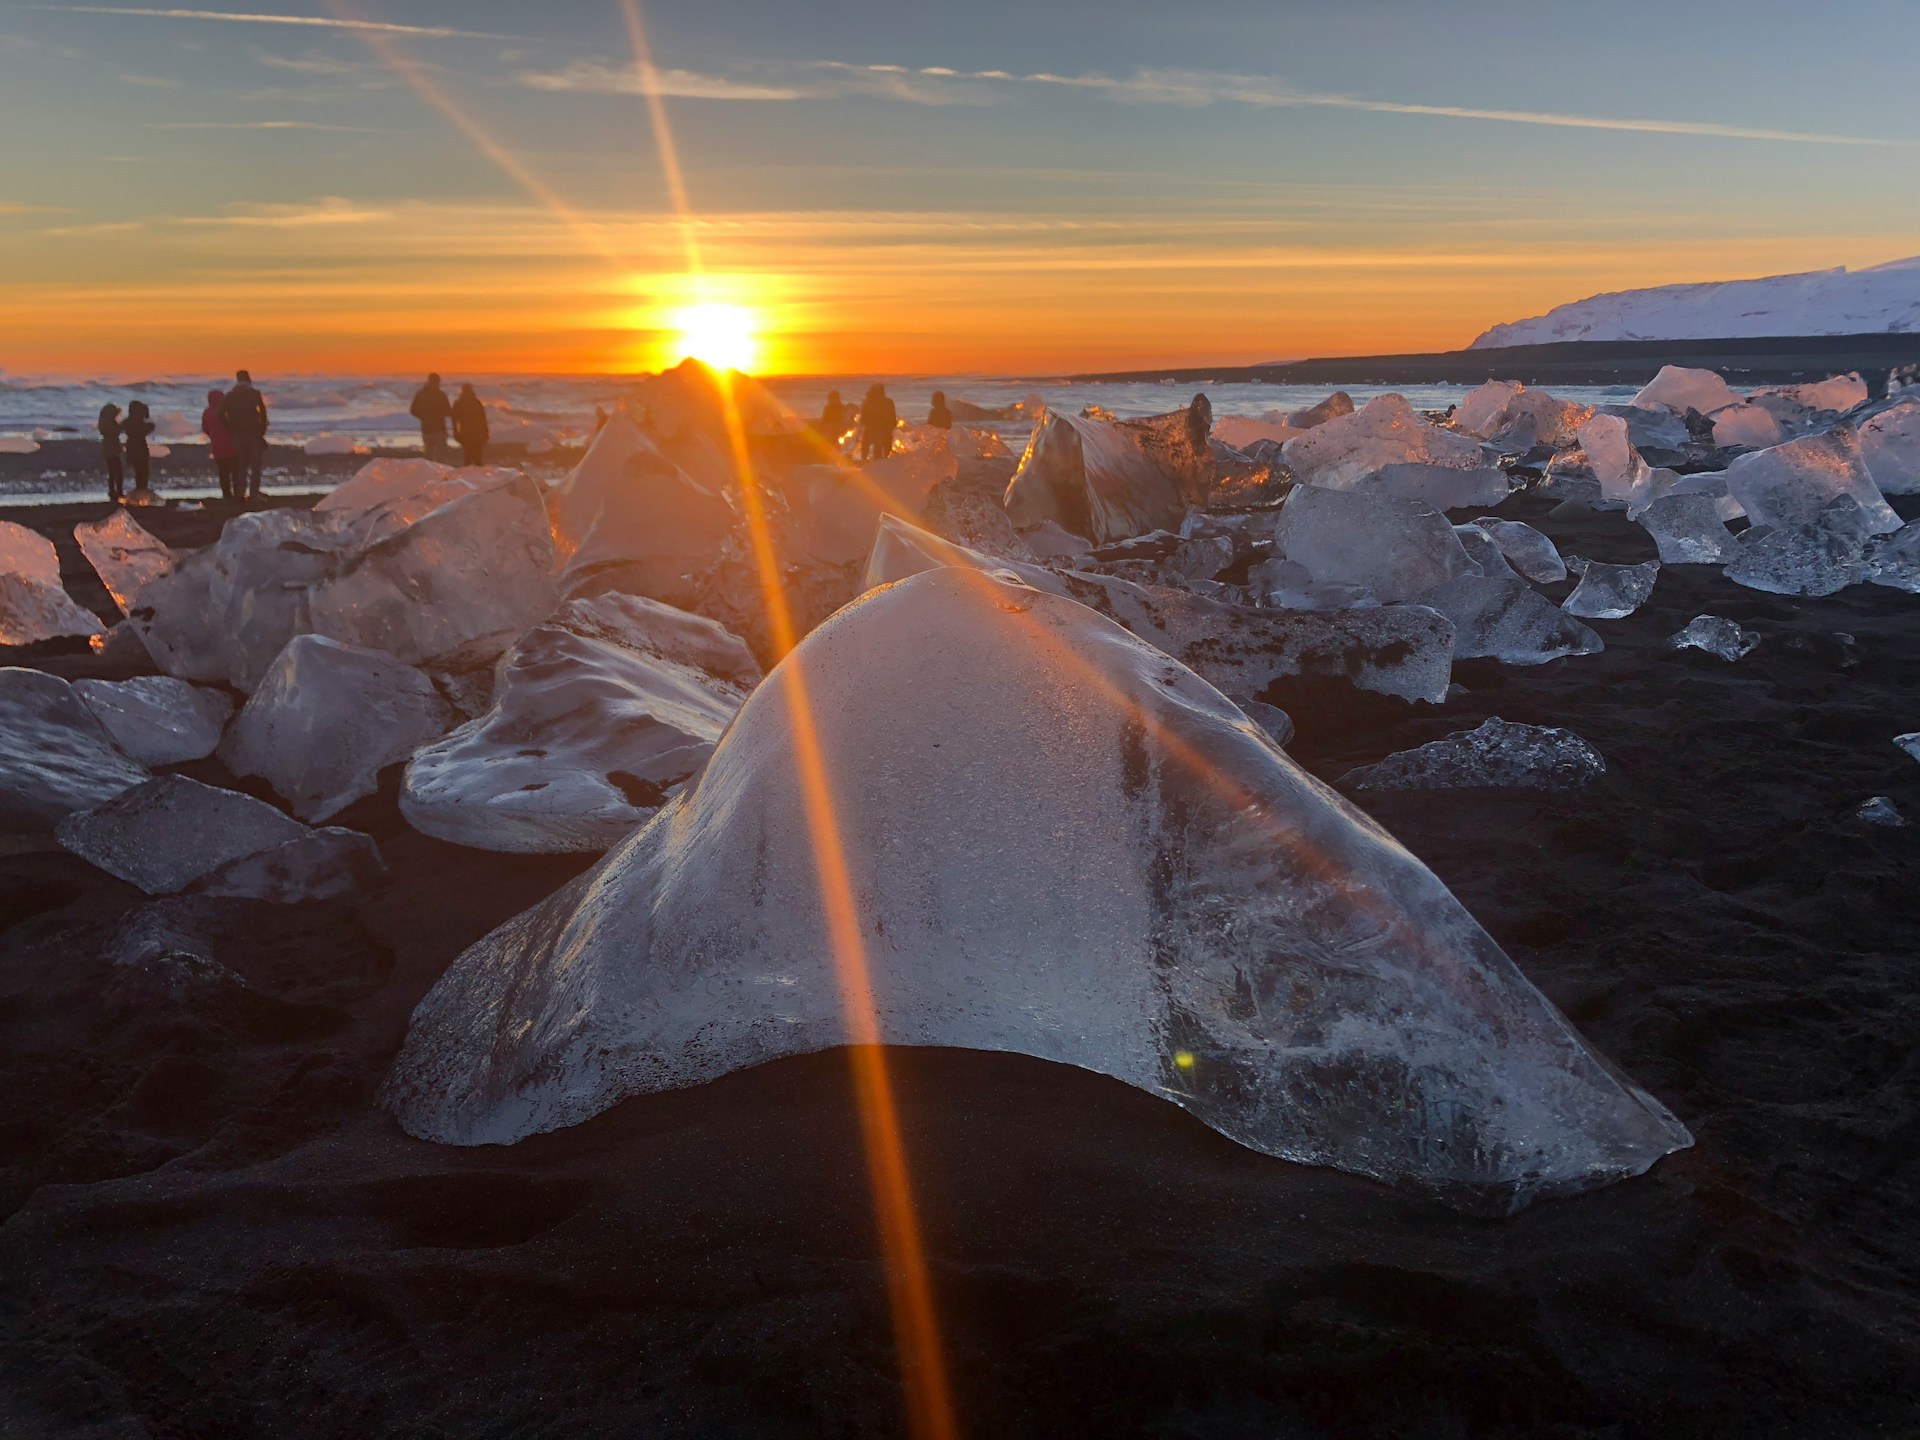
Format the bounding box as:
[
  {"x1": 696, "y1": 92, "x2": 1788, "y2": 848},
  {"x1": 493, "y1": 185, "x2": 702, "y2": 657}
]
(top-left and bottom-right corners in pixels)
[
  {"x1": 1631, "y1": 365, "x2": 1740, "y2": 416},
  {"x1": 403, "y1": 593, "x2": 759, "y2": 853},
  {"x1": 1470, "y1": 517, "x2": 1566, "y2": 582},
  {"x1": 0, "y1": 520, "x2": 61, "y2": 587},
  {"x1": 72, "y1": 676, "x2": 233, "y2": 766},
  {"x1": 1562, "y1": 559, "x2": 1659, "y2": 619},
  {"x1": 1724, "y1": 429, "x2": 1899, "y2": 535},
  {"x1": 1271, "y1": 486, "x2": 1477, "y2": 604},
  {"x1": 1666, "y1": 615, "x2": 1759, "y2": 660},
  {"x1": 1866, "y1": 520, "x2": 1920, "y2": 592},
  {"x1": 55, "y1": 775, "x2": 308, "y2": 893},
  {"x1": 1004, "y1": 400, "x2": 1211, "y2": 544},
  {"x1": 1341, "y1": 717, "x2": 1604, "y2": 792},
  {"x1": 384, "y1": 567, "x2": 1688, "y2": 1213},
  {"x1": 1855, "y1": 796, "x2": 1906, "y2": 827},
  {"x1": 1636, "y1": 494, "x2": 1739, "y2": 564},
  {"x1": 74, "y1": 509, "x2": 174, "y2": 614},
  {"x1": 1360, "y1": 462, "x2": 1510, "y2": 510},
  {"x1": 1415, "y1": 575, "x2": 1603, "y2": 665},
  {"x1": 1282, "y1": 394, "x2": 1487, "y2": 489},
  {"x1": 1859, "y1": 397, "x2": 1920, "y2": 495},
  {"x1": 0, "y1": 573, "x2": 103, "y2": 647},
  {"x1": 1453, "y1": 523, "x2": 1518, "y2": 580},
  {"x1": 192, "y1": 827, "x2": 385, "y2": 901},
  {"x1": 220, "y1": 635, "x2": 453, "y2": 822},
  {"x1": 0, "y1": 668, "x2": 150, "y2": 828},
  {"x1": 1724, "y1": 495, "x2": 1873, "y2": 597}
]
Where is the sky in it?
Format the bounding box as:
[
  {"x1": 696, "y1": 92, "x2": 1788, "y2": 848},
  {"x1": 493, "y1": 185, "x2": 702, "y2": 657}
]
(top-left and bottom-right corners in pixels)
[{"x1": 1, "y1": 0, "x2": 1917, "y2": 376}]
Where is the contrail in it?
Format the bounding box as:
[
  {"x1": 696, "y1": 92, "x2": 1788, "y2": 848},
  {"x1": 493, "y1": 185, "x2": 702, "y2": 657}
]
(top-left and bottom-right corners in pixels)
[{"x1": 39, "y1": 6, "x2": 513, "y2": 39}]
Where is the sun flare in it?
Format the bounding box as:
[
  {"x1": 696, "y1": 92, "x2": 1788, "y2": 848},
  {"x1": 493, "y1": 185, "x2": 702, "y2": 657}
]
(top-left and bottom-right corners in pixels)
[{"x1": 669, "y1": 302, "x2": 759, "y2": 373}]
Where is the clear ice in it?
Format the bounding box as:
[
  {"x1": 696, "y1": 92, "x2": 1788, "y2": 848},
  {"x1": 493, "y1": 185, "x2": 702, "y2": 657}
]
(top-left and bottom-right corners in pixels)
[
  {"x1": 1340, "y1": 717, "x2": 1606, "y2": 792},
  {"x1": 1724, "y1": 495, "x2": 1873, "y2": 597},
  {"x1": 1271, "y1": 486, "x2": 1477, "y2": 604},
  {"x1": 1723, "y1": 429, "x2": 1900, "y2": 536},
  {"x1": 72, "y1": 676, "x2": 233, "y2": 766},
  {"x1": 1453, "y1": 523, "x2": 1519, "y2": 580},
  {"x1": 403, "y1": 593, "x2": 761, "y2": 854},
  {"x1": 1003, "y1": 402, "x2": 1211, "y2": 545},
  {"x1": 1415, "y1": 575, "x2": 1604, "y2": 665},
  {"x1": 1562, "y1": 558, "x2": 1659, "y2": 619},
  {"x1": 74, "y1": 509, "x2": 174, "y2": 614},
  {"x1": 1666, "y1": 615, "x2": 1759, "y2": 660},
  {"x1": 220, "y1": 635, "x2": 454, "y2": 822},
  {"x1": 1859, "y1": 397, "x2": 1920, "y2": 495},
  {"x1": 383, "y1": 567, "x2": 1690, "y2": 1214},
  {"x1": 1282, "y1": 393, "x2": 1488, "y2": 489},
  {"x1": 1470, "y1": 517, "x2": 1566, "y2": 582},
  {"x1": 1636, "y1": 494, "x2": 1739, "y2": 564},
  {"x1": 1630, "y1": 365, "x2": 1741, "y2": 416},
  {"x1": 0, "y1": 668, "x2": 150, "y2": 828}
]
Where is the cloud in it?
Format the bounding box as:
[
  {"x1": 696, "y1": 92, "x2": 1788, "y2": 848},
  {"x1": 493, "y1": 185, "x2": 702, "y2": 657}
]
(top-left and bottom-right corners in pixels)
[
  {"x1": 156, "y1": 119, "x2": 377, "y2": 130},
  {"x1": 248, "y1": 47, "x2": 374, "y2": 75},
  {"x1": 517, "y1": 59, "x2": 810, "y2": 101},
  {"x1": 37, "y1": 7, "x2": 513, "y2": 40},
  {"x1": 175, "y1": 196, "x2": 392, "y2": 227},
  {"x1": 43, "y1": 220, "x2": 148, "y2": 237}
]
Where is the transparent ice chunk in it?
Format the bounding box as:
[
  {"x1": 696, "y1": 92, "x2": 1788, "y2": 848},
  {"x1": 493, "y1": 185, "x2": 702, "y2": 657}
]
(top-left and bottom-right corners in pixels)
[
  {"x1": 1282, "y1": 393, "x2": 1488, "y2": 489},
  {"x1": 0, "y1": 573, "x2": 103, "y2": 647},
  {"x1": 1859, "y1": 397, "x2": 1920, "y2": 495},
  {"x1": 1724, "y1": 495, "x2": 1873, "y2": 597},
  {"x1": 1453, "y1": 523, "x2": 1519, "y2": 580},
  {"x1": 384, "y1": 567, "x2": 1689, "y2": 1214},
  {"x1": 1360, "y1": 462, "x2": 1510, "y2": 509},
  {"x1": 0, "y1": 668, "x2": 150, "y2": 829},
  {"x1": 1867, "y1": 520, "x2": 1920, "y2": 592},
  {"x1": 403, "y1": 593, "x2": 760, "y2": 854},
  {"x1": 1854, "y1": 796, "x2": 1906, "y2": 827},
  {"x1": 1636, "y1": 494, "x2": 1739, "y2": 564},
  {"x1": 1724, "y1": 429, "x2": 1900, "y2": 535},
  {"x1": 72, "y1": 676, "x2": 233, "y2": 766},
  {"x1": 0, "y1": 519, "x2": 61, "y2": 587},
  {"x1": 1562, "y1": 558, "x2": 1659, "y2": 619},
  {"x1": 193, "y1": 826, "x2": 385, "y2": 902},
  {"x1": 1470, "y1": 517, "x2": 1566, "y2": 582},
  {"x1": 1272, "y1": 486, "x2": 1477, "y2": 604},
  {"x1": 1895, "y1": 733, "x2": 1920, "y2": 764},
  {"x1": 1003, "y1": 401, "x2": 1210, "y2": 544},
  {"x1": 1577, "y1": 413, "x2": 1649, "y2": 506},
  {"x1": 1631, "y1": 365, "x2": 1740, "y2": 416},
  {"x1": 74, "y1": 509, "x2": 174, "y2": 614},
  {"x1": 55, "y1": 775, "x2": 308, "y2": 893},
  {"x1": 220, "y1": 635, "x2": 454, "y2": 822},
  {"x1": 1415, "y1": 575, "x2": 1604, "y2": 665},
  {"x1": 1341, "y1": 717, "x2": 1605, "y2": 792},
  {"x1": 1666, "y1": 615, "x2": 1759, "y2": 660}
]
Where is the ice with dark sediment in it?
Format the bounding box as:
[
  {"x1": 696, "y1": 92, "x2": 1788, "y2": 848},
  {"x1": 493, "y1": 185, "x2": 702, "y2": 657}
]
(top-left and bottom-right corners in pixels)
[
  {"x1": 0, "y1": 668, "x2": 150, "y2": 828},
  {"x1": 1003, "y1": 398, "x2": 1212, "y2": 545},
  {"x1": 1724, "y1": 495, "x2": 1873, "y2": 597},
  {"x1": 402, "y1": 593, "x2": 760, "y2": 854},
  {"x1": 1453, "y1": 523, "x2": 1519, "y2": 580},
  {"x1": 1270, "y1": 486, "x2": 1477, "y2": 604},
  {"x1": 220, "y1": 635, "x2": 453, "y2": 822},
  {"x1": 1282, "y1": 393, "x2": 1488, "y2": 489},
  {"x1": 71, "y1": 676, "x2": 233, "y2": 766},
  {"x1": 193, "y1": 827, "x2": 386, "y2": 902},
  {"x1": 1563, "y1": 558, "x2": 1660, "y2": 619},
  {"x1": 1723, "y1": 429, "x2": 1900, "y2": 535},
  {"x1": 74, "y1": 509, "x2": 174, "y2": 614},
  {"x1": 1470, "y1": 517, "x2": 1567, "y2": 582},
  {"x1": 1287, "y1": 391, "x2": 1355, "y2": 428},
  {"x1": 384, "y1": 566, "x2": 1690, "y2": 1214},
  {"x1": 1867, "y1": 521, "x2": 1920, "y2": 592},
  {"x1": 1855, "y1": 796, "x2": 1906, "y2": 827},
  {"x1": 1636, "y1": 494, "x2": 1740, "y2": 564},
  {"x1": 56, "y1": 774, "x2": 380, "y2": 899},
  {"x1": 1340, "y1": 717, "x2": 1606, "y2": 792},
  {"x1": 1859, "y1": 396, "x2": 1920, "y2": 495},
  {"x1": 0, "y1": 520, "x2": 102, "y2": 646},
  {"x1": 1415, "y1": 575, "x2": 1604, "y2": 665},
  {"x1": 1667, "y1": 615, "x2": 1760, "y2": 660},
  {"x1": 865, "y1": 515, "x2": 1455, "y2": 703}
]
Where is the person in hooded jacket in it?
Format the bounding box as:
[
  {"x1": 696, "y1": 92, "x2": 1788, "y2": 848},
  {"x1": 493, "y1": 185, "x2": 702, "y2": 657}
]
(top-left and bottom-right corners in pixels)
[
  {"x1": 926, "y1": 390, "x2": 953, "y2": 429},
  {"x1": 201, "y1": 388, "x2": 237, "y2": 499},
  {"x1": 98, "y1": 403, "x2": 125, "y2": 502},
  {"x1": 121, "y1": 400, "x2": 156, "y2": 494},
  {"x1": 411, "y1": 373, "x2": 453, "y2": 462},
  {"x1": 858, "y1": 383, "x2": 897, "y2": 462},
  {"x1": 451, "y1": 383, "x2": 489, "y2": 467},
  {"x1": 219, "y1": 369, "x2": 270, "y2": 501}
]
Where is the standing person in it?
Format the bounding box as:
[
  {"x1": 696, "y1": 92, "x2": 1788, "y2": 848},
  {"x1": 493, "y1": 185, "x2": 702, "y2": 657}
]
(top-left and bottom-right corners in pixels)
[
  {"x1": 410, "y1": 373, "x2": 452, "y2": 461},
  {"x1": 121, "y1": 401, "x2": 156, "y2": 494},
  {"x1": 219, "y1": 368, "x2": 270, "y2": 502},
  {"x1": 858, "y1": 383, "x2": 897, "y2": 462},
  {"x1": 451, "y1": 383, "x2": 489, "y2": 467},
  {"x1": 201, "y1": 387, "x2": 237, "y2": 499},
  {"x1": 817, "y1": 389, "x2": 849, "y2": 439},
  {"x1": 926, "y1": 390, "x2": 953, "y2": 430},
  {"x1": 97, "y1": 403, "x2": 125, "y2": 502}
]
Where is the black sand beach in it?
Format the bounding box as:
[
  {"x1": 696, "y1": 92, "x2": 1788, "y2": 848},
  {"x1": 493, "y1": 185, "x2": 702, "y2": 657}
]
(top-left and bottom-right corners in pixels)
[{"x1": 2, "y1": 494, "x2": 1918, "y2": 1437}]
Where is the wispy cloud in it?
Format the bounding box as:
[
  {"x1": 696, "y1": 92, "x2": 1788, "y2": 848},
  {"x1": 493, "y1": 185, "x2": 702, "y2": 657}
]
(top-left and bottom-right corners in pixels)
[
  {"x1": 248, "y1": 46, "x2": 374, "y2": 75},
  {"x1": 36, "y1": 7, "x2": 513, "y2": 40},
  {"x1": 517, "y1": 59, "x2": 810, "y2": 102},
  {"x1": 156, "y1": 119, "x2": 376, "y2": 130},
  {"x1": 174, "y1": 196, "x2": 392, "y2": 226},
  {"x1": 43, "y1": 220, "x2": 147, "y2": 237}
]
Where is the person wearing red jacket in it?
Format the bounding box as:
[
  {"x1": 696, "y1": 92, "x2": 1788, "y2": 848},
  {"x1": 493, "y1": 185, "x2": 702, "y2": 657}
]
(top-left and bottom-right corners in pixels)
[{"x1": 201, "y1": 387, "x2": 237, "y2": 500}]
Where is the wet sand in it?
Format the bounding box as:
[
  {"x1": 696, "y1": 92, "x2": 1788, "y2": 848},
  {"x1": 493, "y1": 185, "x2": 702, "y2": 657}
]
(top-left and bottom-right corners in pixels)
[{"x1": 1, "y1": 494, "x2": 1917, "y2": 1436}]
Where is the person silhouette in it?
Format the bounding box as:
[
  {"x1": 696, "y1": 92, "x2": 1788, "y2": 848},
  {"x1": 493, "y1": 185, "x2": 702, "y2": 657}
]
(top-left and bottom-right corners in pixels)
[
  {"x1": 97, "y1": 403, "x2": 124, "y2": 502},
  {"x1": 452, "y1": 383, "x2": 489, "y2": 467},
  {"x1": 410, "y1": 373, "x2": 452, "y2": 462},
  {"x1": 818, "y1": 389, "x2": 849, "y2": 439},
  {"x1": 202, "y1": 388, "x2": 237, "y2": 499},
  {"x1": 926, "y1": 390, "x2": 952, "y2": 430},
  {"x1": 219, "y1": 369, "x2": 270, "y2": 502},
  {"x1": 858, "y1": 383, "x2": 897, "y2": 462},
  {"x1": 121, "y1": 401, "x2": 156, "y2": 495}
]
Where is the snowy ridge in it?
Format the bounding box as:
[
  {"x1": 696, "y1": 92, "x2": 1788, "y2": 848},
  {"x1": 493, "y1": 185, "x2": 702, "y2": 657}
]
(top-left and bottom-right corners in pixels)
[{"x1": 1472, "y1": 258, "x2": 1920, "y2": 349}]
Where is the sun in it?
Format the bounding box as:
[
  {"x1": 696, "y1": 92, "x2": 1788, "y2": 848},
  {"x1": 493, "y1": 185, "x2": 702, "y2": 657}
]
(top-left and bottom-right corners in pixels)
[{"x1": 669, "y1": 302, "x2": 759, "y2": 373}]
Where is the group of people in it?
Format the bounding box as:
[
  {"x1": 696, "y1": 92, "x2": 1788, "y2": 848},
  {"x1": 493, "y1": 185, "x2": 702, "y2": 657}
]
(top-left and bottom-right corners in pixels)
[
  {"x1": 96, "y1": 369, "x2": 270, "y2": 504},
  {"x1": 816, "y1": 384, "x2": 953, "y2": 462},
  {"x1": 409, "y1": 374, "x2": 490, "y2": 466}
]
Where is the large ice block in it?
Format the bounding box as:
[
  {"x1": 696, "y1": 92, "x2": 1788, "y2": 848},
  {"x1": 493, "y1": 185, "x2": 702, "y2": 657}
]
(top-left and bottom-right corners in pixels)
[
  {"x1": 1415, "y1": 575, "x2": 1604, "y2": 665},
  {"x1": 74, "y1": 509, "x2": 174, "y2": 614},
  {"x1": 1577, "y1": 413, "x2": 1648, "y2": 506},
  {"x1": 1454, "y1": 523, "x2": 1519, "y2": 580},
  {"x1": 1360, "y1": 463, "x2": 1510, "y2": 509},
  {"x1": 1723, "y1": 429, "x2": 1900, "y2": 535},
  {"x1": 1709, "y1": 402, "x2": 1787, "y2": 450},
  {"x1": 0, "y1": 573, "x2": 103, "y2": 647},
  {"x1": 0, "y1": 668, "x2": 149, "y2": 829},
  {"x1": 0, "y1": 520, "x2": 60, "y2": 587},
  {"x1": 1282, "y1": 394, "x2": 1487, "y2": 489},
  {"x1": 221, "y1": 635, "x2": 455, "y2": 821},
  {"x1": 193, "y1": 827, "x2": 385, "y2": 902},
  {"x1": 1470, "y1": 517, "x2": 1566, "y2": 582},
  {"x1": 1636, "y1": 494, "x2": 1739, "y2": 564},
  {"x1": 72, "y1": 676, "x2": 233, "y2": 767},
  {"x1": 1631, "y1": 365, "x2": 1740, "y2": 415},
  {"x1": 1003, "y1": 400, "x2": 1211, "y2": 545},
  {"x1": 1724, "y1": 495, "x2": 1874, "y2": 596},
  {"x1": 1341, "y1": 717, "x2": 1605, "y2": 792},
  {"x1": 1271, "y1": 485, "x2": 1477, "y2": 604},
  {"x1": 384, "y1": 567, "x2": 1690, "y2": 1214},
  {"x1": 1562, "y1": 559, "x2": 1659, "y2": 619},
  {"x1": 1451, "y1": 381, "x2": 1589, "y2": 450},
  {"x1": 402, "y1": 593, "x2": 760, "y2": 853},
  {"x1": 1859, "y1": 397, "x2": 1920, "y2": 495}
]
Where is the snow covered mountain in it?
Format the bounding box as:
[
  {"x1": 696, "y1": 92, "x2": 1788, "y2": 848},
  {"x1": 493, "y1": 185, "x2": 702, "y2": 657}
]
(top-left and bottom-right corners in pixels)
[{"x1": 1471, "y1": 258, "x2": 1920, "y2": 349}]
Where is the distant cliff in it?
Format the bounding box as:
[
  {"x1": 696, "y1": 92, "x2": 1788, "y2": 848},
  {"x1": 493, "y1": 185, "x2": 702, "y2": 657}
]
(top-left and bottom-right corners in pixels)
[{"x1": 1471, "y1": 258, "x2": 1920, "y2": 349}]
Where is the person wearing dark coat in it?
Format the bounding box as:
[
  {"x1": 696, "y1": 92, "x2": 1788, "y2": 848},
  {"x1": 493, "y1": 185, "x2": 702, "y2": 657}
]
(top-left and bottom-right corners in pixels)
[
  {"x1": 926, "y1": 390, "x2": 953, "y2": 430},
  {"x1": 817, "y1": 389, "x2": 849, "y2": 439},
  {"x1": 411, "y1": 373, "x2": 453, "y2": 462},
  {"x1": 858, "y1": 383, "x2": 897, "y2": 462},
  {"x1": 121, "y1": 400, "x2": 156, "y2": 493},
  {"x1": 98, "y1": 403, "x2": 125, "y2": 502},
  {"x1": 201, "y1": 388, "x2": 237, "y2": 499},
  {"x1": 218, "y1": 369, "x2": 270, "y2": 501},
  {"x1": 451, "y1": 383, "x2": 489, "y2": 467}
]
